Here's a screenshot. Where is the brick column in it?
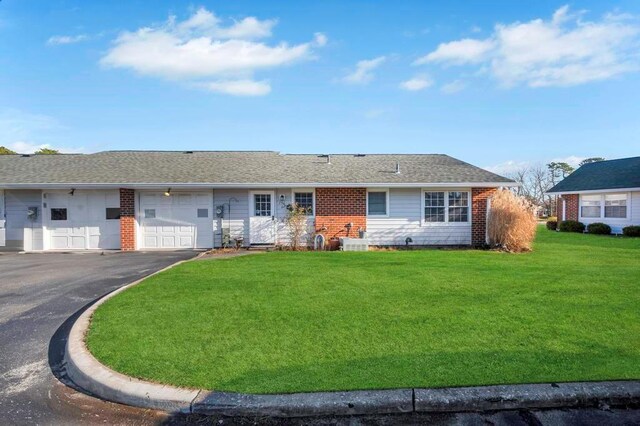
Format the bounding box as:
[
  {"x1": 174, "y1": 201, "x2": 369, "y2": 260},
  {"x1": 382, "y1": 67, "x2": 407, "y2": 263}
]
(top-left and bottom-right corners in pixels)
[
  {"x1": 559, "y1": 194, "x2": 578, "y2": 221},
  {"x1": 315, "y1": 188, "x2": 366, "y2": 249},
  {"x1": 471, "y1": 187, "x2": 497, "y2": 247},
  {"x1": 119, "y1": 188, "x2": 136, "y2": 251}
]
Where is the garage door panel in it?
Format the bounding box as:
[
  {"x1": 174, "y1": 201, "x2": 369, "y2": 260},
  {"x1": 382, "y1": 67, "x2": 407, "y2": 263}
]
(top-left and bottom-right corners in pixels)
[
  {"x1": 70, "y1": 236, "x2": 86, "y2": 249},
  {"x1": 144, "y1": 236, "x2": 159, "y2": 248},
  {"x1": 45, "y1": 190, "x2": 120, "y2": 250},
  {"x1": 140, "y1": 191, "x2": 213, "y2": 249}
]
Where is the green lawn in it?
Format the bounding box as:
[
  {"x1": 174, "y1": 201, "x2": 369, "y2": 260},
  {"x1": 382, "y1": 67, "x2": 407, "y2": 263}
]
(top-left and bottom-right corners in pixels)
[{"x1": 87, "y1": 229, "x2": 640, "y2": 394}]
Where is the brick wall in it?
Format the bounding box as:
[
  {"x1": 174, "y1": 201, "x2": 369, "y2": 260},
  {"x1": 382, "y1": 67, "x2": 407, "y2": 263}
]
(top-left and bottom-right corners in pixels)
[
  {"x1": 315, "y1": 188, "x2": 366, "y2": 249},
  {"x1": 119, "y1": 188, "x2": 136, "y2": 251},
  {"x1": 471, "y1": 187, "x2": 497, "y2": 247},
  {"x1": 559, "y1": 194, "x2": 579, "y2": 221}
]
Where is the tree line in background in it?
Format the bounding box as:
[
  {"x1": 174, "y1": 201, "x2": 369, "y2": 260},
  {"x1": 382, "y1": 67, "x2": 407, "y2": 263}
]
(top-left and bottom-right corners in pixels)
[
  {"x1": 509, "y1": 157, "x2": 605, "y2": 217},
  {"x1": 0, "y1": 146, "x2": 60, "y2": 155}
]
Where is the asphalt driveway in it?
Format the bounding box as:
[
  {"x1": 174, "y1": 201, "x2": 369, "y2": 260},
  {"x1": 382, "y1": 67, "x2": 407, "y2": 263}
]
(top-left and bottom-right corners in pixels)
[{"x1": 0, "y1": 251, "x2": 198, "y2": 425}]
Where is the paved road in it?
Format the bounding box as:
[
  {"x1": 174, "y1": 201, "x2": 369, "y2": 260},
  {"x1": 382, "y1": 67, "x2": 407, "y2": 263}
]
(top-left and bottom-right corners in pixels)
[
  {"x1": 0, "y1": 251, "x2": 198, "y2": 425},
  {"x1": 0, "y1": 251, "x2": 638, "y2": 425}
]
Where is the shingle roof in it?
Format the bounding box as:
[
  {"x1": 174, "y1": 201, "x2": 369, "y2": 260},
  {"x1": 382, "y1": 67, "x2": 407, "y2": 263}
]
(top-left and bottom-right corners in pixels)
[
  {"x1": 548, "y1": 156, "x2": 640, "y2": 193},
  {"x1": 0, "y1": 151, "x2": 514, "y2": 186}
]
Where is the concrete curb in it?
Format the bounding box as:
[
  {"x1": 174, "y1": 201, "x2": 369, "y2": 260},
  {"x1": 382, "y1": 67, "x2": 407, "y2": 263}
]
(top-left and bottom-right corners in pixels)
[
  {"x1": 64, "y1": 256, "x2": 640, "y2": 417},
  {"x1": 64, "y1": 255, "x2": 204, "y2": 413}
]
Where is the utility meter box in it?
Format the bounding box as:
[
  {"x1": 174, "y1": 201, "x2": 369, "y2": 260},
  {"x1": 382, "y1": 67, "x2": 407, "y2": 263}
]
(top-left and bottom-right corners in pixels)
[{"x1": 27, "y1": 206, "x2": 39, "y2": 221}]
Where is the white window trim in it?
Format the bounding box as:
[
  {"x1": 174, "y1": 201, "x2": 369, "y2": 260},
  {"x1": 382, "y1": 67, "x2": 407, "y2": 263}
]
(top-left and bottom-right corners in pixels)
[
  {"x1": 291, "y1": 188, "x2": 316, "y2": 217},
  {"x1": 248, "y1": 190, "x2": 276, "y2": 217},
  {"x1": 366, "y1": 188, "x2": 389, "y2": 217},
  {"x1": 579, "y1": 192, "x2": 629, "y2": 221},
  {"x1": 421, "y1": 189, "x2": 472, "y2": 226}
]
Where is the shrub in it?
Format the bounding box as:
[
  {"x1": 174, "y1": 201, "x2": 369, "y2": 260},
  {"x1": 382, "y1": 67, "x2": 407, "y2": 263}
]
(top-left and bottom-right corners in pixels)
[
  {"x1": 623, "y1": 226, "x2": 640, "y2": 237},
  {"x1": 558, "y1": 220, "x2": 585, "y2": 233},
  {"x1": 546, "y1": 220, "x2": 558, "y2": 231},
  {"x1": 285, "y1": 202, "x2": 311, "y2": 250},
  {"x1": 487, "y1": 189, "x2": 537, "y2": 252},
  {"x1": 587, "y1": 222, "x2": 611, "y2": 235}
]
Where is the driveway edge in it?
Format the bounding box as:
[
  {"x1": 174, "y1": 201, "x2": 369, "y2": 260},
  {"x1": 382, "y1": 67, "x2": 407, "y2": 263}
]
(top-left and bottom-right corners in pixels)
[
  {"x1": 64, "y1": 255, "x2": 640, "y2": 416},
  {"x1": 64, "y1": 255, "x2": 203, "y2": 413}
]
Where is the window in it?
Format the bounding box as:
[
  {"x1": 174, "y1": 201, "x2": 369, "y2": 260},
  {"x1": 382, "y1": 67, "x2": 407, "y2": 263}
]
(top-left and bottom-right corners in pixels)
[
  {"x1": 581, "y1": 195, "x2": 601, "y2": 218},
  {"x1": 448, "y1": 192, "x2": 469, "y2": 222},
  {"x1": 424, "y1": 192, "x2": 445, "y2": 222},
  {"x1": 423, "y1": 191, "x2": 470, "y2": 224},
  {"x1": 106, "y1": 208, "x2": 121, "y2": 220},
  {"x1": 254, "y1": 194, "x2": 272, "y2": 216},
  {"x1": 51, "y1": 208, "x2": 67, "y2": 221},
  {"x1": 294, "y1": 192, "x2": 314, "y2": 215},
  {"x1": 197, "y1": 208, "x2": 209, "y2": 218},
  {"x1": 605, "y1": 194, "x2": 627, "y2": 218},
  {"x1": 144, "y1": 209, "x2": 156, "y2": 219},
  {"x1": 367, "y1": 191, "x2": 387, "y2": 216}
]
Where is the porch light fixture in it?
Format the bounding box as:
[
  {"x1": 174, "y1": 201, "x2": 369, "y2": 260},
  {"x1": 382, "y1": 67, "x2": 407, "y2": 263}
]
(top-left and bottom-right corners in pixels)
[
  {"x1": 279, "y1": 194, "x2": 286, "y2": 206},
  {"x1": 69, "y1": 188, "x2": 75, "y2": 196},
  {"x1": 164, "y1": 188, "x2": 172, "y2": 197}
]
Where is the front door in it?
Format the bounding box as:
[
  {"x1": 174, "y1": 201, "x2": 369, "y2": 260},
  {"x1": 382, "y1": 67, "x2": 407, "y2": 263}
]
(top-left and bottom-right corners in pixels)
[{"x1": 249, "y1": 191, "x2": 276, "y2": 244}]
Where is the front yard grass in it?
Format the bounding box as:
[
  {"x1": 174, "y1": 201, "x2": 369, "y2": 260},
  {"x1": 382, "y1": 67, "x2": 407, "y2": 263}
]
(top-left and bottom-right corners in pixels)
[{"x1": 87, "y1": 229, "x2": 640, "y2": 394}]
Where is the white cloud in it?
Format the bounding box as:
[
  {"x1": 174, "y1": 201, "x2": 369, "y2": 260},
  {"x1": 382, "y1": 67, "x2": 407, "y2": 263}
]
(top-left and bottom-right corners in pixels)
[
  {"x1": 441, "y1": 80, "x2": 466, "y2": 94},
  {"x1": 342, "y1": 56, "x2": 386, "y2": 85},
  {"x1": 486, "y1": 156, "x2": 586, "y2": 175},
  {"x1": 399, "y1": 74, "x2": 433, "y2": 91},
  {"x1": 0, "y1": 109, "x2": 84, "y2": 154},
  {"x1": 199, "y1": 79, "x2": 271, "y2": 96},
  {"x1": 100, "y1": 7, "x2": 326, "y2": 95},
  {"x1": 416, "y1": 5, "x2": 640, "y2": 87},
  {"x1": 314, "y1": 32, "x2": 328, "y2": 47},
  {"x1": 415, "y1": 38, "x2": 494, "y2": 65},
  {"x1": 46, "y1": 34, "x2": 88, "y2": 45},
  {"x1": 485, "y1": 160, "x2": 533, "y2": 176}
]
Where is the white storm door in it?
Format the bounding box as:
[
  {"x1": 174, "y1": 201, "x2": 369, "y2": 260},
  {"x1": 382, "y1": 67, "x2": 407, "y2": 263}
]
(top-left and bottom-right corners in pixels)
[{"x1": 249, "y1": 191, "x2": 276, "y2": 244}]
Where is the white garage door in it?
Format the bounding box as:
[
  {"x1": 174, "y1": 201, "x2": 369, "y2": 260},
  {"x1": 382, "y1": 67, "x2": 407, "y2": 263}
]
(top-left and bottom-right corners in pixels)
[
  {"x1": 44, "y1": 190, "x2": 121, "y2": 250},
  {"x1": 139, "y1": 192, "x2": 213, "y2": 249}
]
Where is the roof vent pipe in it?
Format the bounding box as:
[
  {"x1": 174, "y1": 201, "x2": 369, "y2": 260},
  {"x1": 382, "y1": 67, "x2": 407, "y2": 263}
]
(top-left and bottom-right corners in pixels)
[
  {"x1": 395, "y1": 161, "x2": 400, "y2": 174},
  {"x1": 327, "y1": 154, "x2": 331, "y2": 164}
]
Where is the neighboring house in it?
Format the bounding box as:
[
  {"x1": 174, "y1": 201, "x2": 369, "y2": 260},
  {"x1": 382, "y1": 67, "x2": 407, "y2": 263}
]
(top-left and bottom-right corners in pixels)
[
  {"x1": 547, "y1": 156, "x2": 640, "y2": 234},
  {"x1": 0, "y1": 151, "x2": 515, "y2": 251}
]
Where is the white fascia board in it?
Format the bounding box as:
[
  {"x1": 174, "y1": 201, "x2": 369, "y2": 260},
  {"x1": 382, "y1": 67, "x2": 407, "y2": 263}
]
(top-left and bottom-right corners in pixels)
[
  {"x1": 0, "y1": 181, "x2": 519, "y2": 190},
  {"x1": 547, "y1": 187, "x2": 640, "y2": 195}
]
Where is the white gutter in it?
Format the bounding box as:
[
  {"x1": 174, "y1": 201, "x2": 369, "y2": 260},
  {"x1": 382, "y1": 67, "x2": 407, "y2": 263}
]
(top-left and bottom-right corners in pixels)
[
  {"x1": 0, "y1": 181, "x2": 519, "y2": 190},
  {"x1": 547, "y1": 187, "x2": 640, "y2": 195}
]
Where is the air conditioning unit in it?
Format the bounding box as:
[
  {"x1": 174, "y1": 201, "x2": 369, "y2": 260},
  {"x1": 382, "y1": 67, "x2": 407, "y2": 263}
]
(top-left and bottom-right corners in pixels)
[{"x1": 339, "y1": 237, "x2": 369, "y2": 251}]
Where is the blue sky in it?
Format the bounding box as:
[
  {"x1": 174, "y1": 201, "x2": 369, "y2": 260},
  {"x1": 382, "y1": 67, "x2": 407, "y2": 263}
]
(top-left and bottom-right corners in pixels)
[{"x1": 1, "y1": 1, "x2": 639, "y2": 174}]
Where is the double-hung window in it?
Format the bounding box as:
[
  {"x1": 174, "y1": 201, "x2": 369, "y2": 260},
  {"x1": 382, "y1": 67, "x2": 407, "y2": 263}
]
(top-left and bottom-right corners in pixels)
[
  {"x1": 604, "y1": 194, "x2": 627, "y2": 218},
  {"x1": 294, "y1": 192, "x2": 314, "y2": 215},
  {"x1": 448, "y1": 191, "x2": 469, "y2": 222},
  {"x1": 580, "y1": 195, "x2": 601, "y2": 218},
  {"x1": 367, "y1": 190, "x2": 388, "y2": 216},
  {"x1": 423, "y1": 191, "x2": 470, "y2": 224},
  {"x1": 424, "y1": 192, "x2": 445, "y2": 222},
  {"x1": 580, "y1": 193, "x2": 628, "y2": 219}
]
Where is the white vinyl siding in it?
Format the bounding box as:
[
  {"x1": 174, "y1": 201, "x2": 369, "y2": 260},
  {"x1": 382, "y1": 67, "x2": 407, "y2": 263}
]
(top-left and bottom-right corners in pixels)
[
  {"x1": 2, "y1": 190, "x2": 43, "y2": 251},
  {"x1": 367, "y1": 188, "x2": 472, "y2": 245},
  {"x1": 213, "y1": 188, "x2": 314, "y2": 247}
]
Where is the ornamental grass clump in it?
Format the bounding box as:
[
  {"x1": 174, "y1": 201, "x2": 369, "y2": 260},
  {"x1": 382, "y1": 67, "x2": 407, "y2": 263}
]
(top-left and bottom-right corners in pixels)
[{"x1": 487, "y1": 189, "x2": 537, "y2": 252}]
